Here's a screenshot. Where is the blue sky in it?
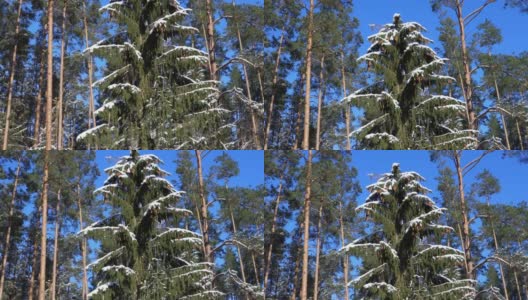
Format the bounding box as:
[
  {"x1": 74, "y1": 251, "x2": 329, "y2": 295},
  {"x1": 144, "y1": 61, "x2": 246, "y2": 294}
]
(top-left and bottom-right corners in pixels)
[
  {"x1": 94, "y1": 150, "x2": 263, "y2": 189},
  {"x1": 354, "y1": 0, "x2": 528, "y2": 55},
  {"x1": 351, "y1": 151, "x2": 528, "y2": 206},
  {"x1": 277, "y1": 150, "x2": 528, "y2": 244}
]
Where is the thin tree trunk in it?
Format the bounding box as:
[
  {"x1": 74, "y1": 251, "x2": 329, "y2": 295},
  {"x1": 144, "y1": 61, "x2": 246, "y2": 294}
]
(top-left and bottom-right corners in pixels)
[
  {"x1": 195, "y1": 151, "x2": 212, "y2": 263},
  {"x1": 264, "y1": 177, "x2": 283, "y2": 290},
  {"x1": 76, "y1": 184, "x2": 88, "y2": 300},
  {"x1": 516, "y1": 120, "x2": 524, "y2": 150},
  {"x1": 251, "y1": 252, "x2": 260, "y2": 286},
  {"x1": 341, "y1": 52, "x2": 351, "y2": 151},
  {"x1": 456, "y1": 223, "x2": 469, "y2": 273},
  {"x1": 82, "y1": 0, "x2": 96, "y2": 130},
  {"x1": 453, "y1": 151, "x2": 474, "y2": 279},
  {"x1": 455, "y1": 0, "x2": 477, "y2": 131},
  {"x1": 493, "y1": 77, "x2": 511, "y2": 149},
  {"x1": 50, "y1": 190, "x2": 61, "y2": 300},
  {"x1": 45, "y1": 0, "x2": 54, "y2": 150},
  {"x1": 2, "y1": 0, "x2": 23, "y2": 150},
  {"x1": 205, "y1": 0, "x2": 217, "y2": 81},
  {"x1": 227, "y1": 190, "x2": 247, "y2": 285},
  {"x1": 300, "y1": 150, "x2": 313, "y2": 300},
  {"x1": 264, "y1": 28, "x2": 285, "y2": 150},
  {"x1": 28, "y1": 220, "x2": 40, "y2": 300},
  {"x1": 293, "y1": 73, "x2": 305, "y2": 150},
  {"x1": 302, "y1": 0, "x2": 315, "y2": 150},
  {"x1": 290, "y1": 225, "x2": 304, "y2": 300},
  {"x1": 487, "y1": 196, "x2": 510, "y2": 300},
  {"x1": 339, "y1": 200, "x2": 350, "y2": 300},
  {"x1": 313, "y1": 204, "x2": 323, "y2": 300},
  {"x1": 513, "y1": 270, "x2": 522, "y2": 300},
  {"x1": 0, "y1": 159, "x2": 21, "y2": 298},
  {"x1": 315, "y1": 56, "x2": 325, "y2": 150},
  {"x1": 231, "y1": 1, "x2": 260, "y2": 149},
  {"x1": 33, "y1": 49, "x2": 46, "y2": 148},
  {"x1": 57, "y1": 0, "x2": 67, "y2": 150}
]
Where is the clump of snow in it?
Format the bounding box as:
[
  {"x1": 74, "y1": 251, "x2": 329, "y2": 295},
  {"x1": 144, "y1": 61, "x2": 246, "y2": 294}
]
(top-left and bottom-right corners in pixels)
[
  {"x1": 365, "y1": 133, "x2": 400, "y2": 144},
  {"x1": 88, "y1": 282, "x2": 114, "y2": 297},
  {"x1": 363, "y1": 282, "x2": 397, "y2": 293},
  {"x1": 107, "y1": 83, "x2": 141, "y2": 94},
  {"x1": 102, "y1": 265, "x2": 136, "y2": 276}
]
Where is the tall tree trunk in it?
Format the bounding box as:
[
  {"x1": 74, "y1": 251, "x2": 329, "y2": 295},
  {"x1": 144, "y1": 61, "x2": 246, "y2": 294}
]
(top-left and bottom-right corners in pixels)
[
  {"x1": 231, "y1": 1, "x2": 260, "y2": 149},
  {"x1": 195, "y1": 151, "x2": 212, "y2": 263},
  {"x1": 45, "y1": 0, "x2": 54, "y2": 150},
  {"x1": 264, "y1": 28, "x2": 285, "y2": 150},
  {"x1": 341, "y1": 52, "x2": 351, "y2": 151},
  {"x1": 38, "y1": 151, "x2": 50, "y2": 300},
  {"x1": 313, "y1": 204, "x2": 323, "y2": 300},
  {"x1": 264, "y1": 177, "x2": 283, "y2": 289},
  {"x1": 39, "y1": 0, "x2": 54, "y2": 295},
  {"x1": 300, "y1": 150, "x2": 313, "y2": 300},
  {"x1": 33, "y1": 48, "x2": 46, "y2": 148},
  {"x1": 57, "y1": 0, "x2": 67, "y2": 150},
  {"x1": 82, "y1": 0, "x2": 96, "y2": 130},
  {"x1": 205, "y1": 0, "x2": 217, "y2": 81},
  {"x1": 487, "y1": 196, "x2": 510, "y2": 300},
  {"x1": 301, "y1": 0, "x2": 315, "y2": 150},
  {"x1": 339, "y1": 200, "x2": 350, "y2": 300},
  {"x1": 50, "y1": 190, "x2": 61, "y2": 300},
  {"x1": 290, "y1": 225, "x2": 304, "y2": 300},
  {"x1": 315, "y1": 56, "x2": 325, "y2": 150},
  {"x1": 454, "y1": 0, "x2": 477, "y2": 131},
  {"x1": 2, "y1": 0, "x2": 23, "y2": 150},
  {"x1": 453, "y1": 151, "x2": 474, "y2": 279},
  {"x1": 0, "y1": 159, "x2": 21, "y2": 298},
  {"x1": 76, "y1": 184, "x2": 88, "y2": 300}
]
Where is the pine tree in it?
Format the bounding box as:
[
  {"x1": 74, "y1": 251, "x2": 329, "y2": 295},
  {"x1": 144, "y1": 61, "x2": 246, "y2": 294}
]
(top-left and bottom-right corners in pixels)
[
  {"x1": 344, "y1": 14, "x2": 476, "y2": 150},
  {"x1": 81, "y1": 151, "x2": 222, "y2": 299},
  {"x1": 341, "y1": 163, "x2": 475, "y2": 299},
  {"x1": 76, "y1": 0, "x2": 231, "y2": 149}
]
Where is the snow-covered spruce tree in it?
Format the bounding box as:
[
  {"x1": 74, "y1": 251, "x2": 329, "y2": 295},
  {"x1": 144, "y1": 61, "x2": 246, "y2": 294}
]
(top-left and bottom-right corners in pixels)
[
  {"x1": 81, "y1": 151, "x2": 222, "y2": 299},
  {"x1": 343, "y1": 14, "x2": 477, "y2": 150},
  {"x1": 341, "y1": 163, "x2": 475, "y2": 299},
  {"x1": 77, "y1": 0, "x2": 231, "y2": 149}
]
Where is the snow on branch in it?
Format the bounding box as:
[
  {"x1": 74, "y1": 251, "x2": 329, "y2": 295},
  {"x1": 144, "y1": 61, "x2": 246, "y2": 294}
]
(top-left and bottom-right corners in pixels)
[
  {"x1": 93, "y1": 65, "x2": 130, "y2": 88},
  {"x1": 88, "y1": 282, "x2": 117, "y2": 298},
  {"x1": 350, "y1": 114, "x2": 389, "y2": 138},
  {"x1": 405, "y1": 208, "x2": 446, "y2": 233},
  {"x1": 101, "y1": 265, "x2": 136, "y2": 276},
  {"x1": 76, "y1": 124, "x2": 108, "y2": 142},
  {"x1": 349, "y1": 263, "x2": 387, "y2": 286},
  {"x1": 99, "y1": 1, "x2": 123, "y2": 12},
  {"x1": 363, "y1": 282, "x2": 397, "y2": 294},
  {"x1": 107, "y1": 83, "x2": 141, "y2": 94},
  {"x1": 86, "y1": 246, "x2": 125, "y2": 270}
]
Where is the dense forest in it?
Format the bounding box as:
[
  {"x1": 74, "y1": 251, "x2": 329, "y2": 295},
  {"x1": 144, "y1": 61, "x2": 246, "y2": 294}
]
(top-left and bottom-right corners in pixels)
[
  {"x1": 1, "y1": 0, "x2": 527, "y2": 150},
  {"x1": 265, "y1": 150, "x2": 528, "y2": 299},
  {"x1": 0, "y1": 0, "x2": 265, "y2": 150},
  {"x1": 0, "y1": 150, "x2": 264, "y2": 299},
  {"x1": 264, "y1": 0, "x2": 528, "y2": 150}
]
